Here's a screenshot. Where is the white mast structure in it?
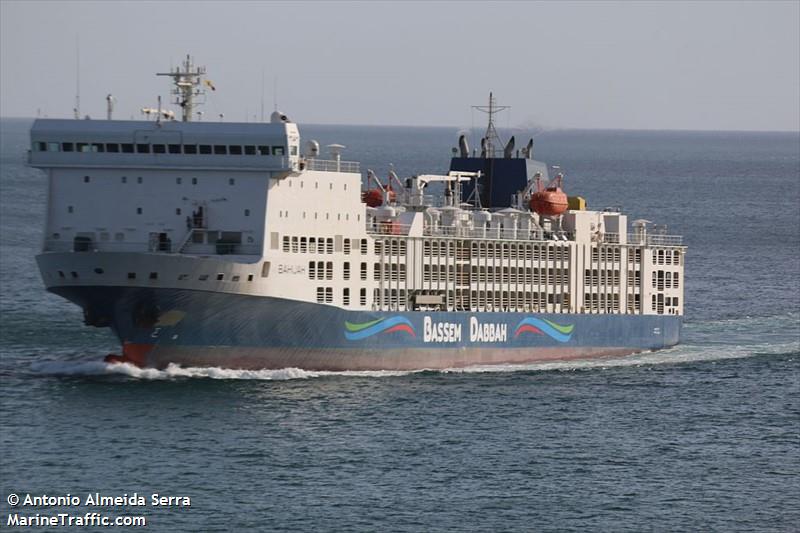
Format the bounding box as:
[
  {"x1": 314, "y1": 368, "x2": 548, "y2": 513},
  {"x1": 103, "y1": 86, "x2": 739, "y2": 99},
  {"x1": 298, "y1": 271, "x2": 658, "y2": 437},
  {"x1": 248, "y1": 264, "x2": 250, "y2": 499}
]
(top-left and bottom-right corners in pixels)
[
  {"x1": 472, "y1": 92, "x2": 509, "y2": 157},
  {"x1": 157, "y1": 55, "x2": 207, "y2": 122}
]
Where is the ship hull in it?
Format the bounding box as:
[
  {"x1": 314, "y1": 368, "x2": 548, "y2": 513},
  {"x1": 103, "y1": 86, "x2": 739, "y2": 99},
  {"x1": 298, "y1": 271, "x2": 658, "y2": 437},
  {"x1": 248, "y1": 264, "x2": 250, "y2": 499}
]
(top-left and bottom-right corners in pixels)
[{"x1": 50, "y1": 285, "x2": 682, "y2": 371}]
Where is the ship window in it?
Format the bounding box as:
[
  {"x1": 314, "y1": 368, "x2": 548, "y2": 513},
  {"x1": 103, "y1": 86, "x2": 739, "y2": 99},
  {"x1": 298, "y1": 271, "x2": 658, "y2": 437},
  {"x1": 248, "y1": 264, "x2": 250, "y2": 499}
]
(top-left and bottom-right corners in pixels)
[
  {"x1": 106, "y1": 143, "x2": 119, "y2": 153},
  {"x1": 244, "y1": 209, "x2": 250, "y2": 216},
  {"x1": 36, "y1": 142, "x2": 46, "y2": 151},
  {"x1": 308, "y1": 261, "x2": 316, "y2": 279},
  {"x1": 58, "y1": 270, "x2": 65, "y2": 278},
  {"x1": 176, "y1": 177, "x2": 182, "y2": 184},
  {"x1": 83, "y1": 175, "x2": 90, "y2": 183},
  {"x1": 121, "y1": 176, "x2": 127, "y2": 183},
  {"x1": 248, "y1": 274, "x2": 254, "y2": 281},
  {"x1": 121, "y1": 143, "x2": 134, "y2": 153},
  {"x1": 52, "y1": 232, "x2": 60, "y2": 239},
  {"x1": 168, "y1": 144, "x2": 181, "y2": 154},
  {"x1": 343, "y1": 288, "x2": 350, "y2": 306},
  {"x1": 214, "y1": 145, "x2": 227, "y2": 155},
  {"x1": 232, "y1": 275, "x2": 240, "y2": 282},
  {"x1": 199, "y1": 145, "x2": 212, "y2": 154},
  {"x1": 360, "y1": 262, "x2": 367, "y2": 280},
  {"x1": 326, "y1": 262, "x2": 333, "y2": 280},
  {"x1": 176, "y1": 208, "x2": 181, "y2": 215},
  {"x1": 178, "y1": 274, "x2": 189, "y2": 280},
  {"x1": 360, "y1": 239, "x2": 367, "y2": 254},
  {"x1": 316, "y1": 287, "x2": 325, "y2": 303},
  {"x1": 136, "y1": 207, "x2": 142, "y2": 214},
  {"x1": 128, "y1": 272, "x2": 136, "y2": 279},
  {"x1": 62, "y1": 142, "x2": 74, "y2": 152},
  {"x1": 137, "y1": 176, "x2": 143, "y2": 184},
  {"x1": 244, "y1": 145, "x2": 256, "y2": 155},
  {"x1": 229, "y1": 178, "x2": 235, "y2": 185},
  {"x1": 136, "y1": 144, "x2": 150, "y2": 153},
  {"x1": 47, "y1": 142, "x2": 60, "y2": 152},
  {"x1": 300, "y1": 237, "x2": 307, "y2": 253},
  {"x1": 229, "y1": 145, "x2": 242, "y2": 155},
  {"x1": 258, "y1": 145, "x2": 270, "y2": 155},
  {"x1": 67, "y1": 205, "x2": 74, "y2": 213},
  {"x1": 149, "y1": 272, "x2": 158, "y2": 280},
  {"x1": 93, "y1": 267, "x2": 104, "y2": 274},
  {"x1": 184, "y1": 144, "x2": 197, "y2": 154},
  {"x1": 325, "y1": 287, "x2": 332, "y2": 303},
  {"x1": 92, "y1": 143, "x2": 104, "y2": 152},
  {"x1": 273, "y1": 146, "x2": 285, "y2": 155},
  {"x1": 153, "y1": 144, "x2": 166, "y2": 154},
  {"x1": 290, "y1": 146, "x2": 298, "y2": 156},
  {"x1": 77, "y1": 142, "x2": 88, "y2": 152},
  {"x1": 360, "y1": 288, "x2": 367, "y2": 306},
  {"x1": 192, "y1": 178, "x2": 198, "y2": 185},
  {"x1": 217, "y1": 273, "x2": 224, "y2": 281},
  {"x1": 282, "y1": 236, "x2": 290, "y2": 252}
]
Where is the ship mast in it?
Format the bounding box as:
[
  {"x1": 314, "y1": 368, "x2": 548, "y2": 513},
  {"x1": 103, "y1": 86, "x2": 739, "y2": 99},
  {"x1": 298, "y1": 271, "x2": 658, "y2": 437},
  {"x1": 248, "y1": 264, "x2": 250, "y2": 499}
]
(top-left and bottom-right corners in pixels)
[
  {"x1": 472, "y1": 92, "x2": 509, "y2": 157},
  {"x1": 156, "y1": 55, "x2": 207, "y2": 122}
]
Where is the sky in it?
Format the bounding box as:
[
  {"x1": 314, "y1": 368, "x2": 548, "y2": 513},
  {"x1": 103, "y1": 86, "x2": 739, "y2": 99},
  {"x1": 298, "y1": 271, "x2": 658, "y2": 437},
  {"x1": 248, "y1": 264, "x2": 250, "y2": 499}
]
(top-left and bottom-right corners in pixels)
[{"x1": 1, "y1": 1, "x2": 798, "y2": 131}]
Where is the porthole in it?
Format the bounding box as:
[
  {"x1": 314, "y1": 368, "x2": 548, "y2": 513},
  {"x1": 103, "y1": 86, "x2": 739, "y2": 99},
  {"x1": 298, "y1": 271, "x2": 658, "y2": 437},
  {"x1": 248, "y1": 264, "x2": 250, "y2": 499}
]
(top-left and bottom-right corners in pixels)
[{"x1": 94, "y1": 267, "x2": 104, "y2": 274}]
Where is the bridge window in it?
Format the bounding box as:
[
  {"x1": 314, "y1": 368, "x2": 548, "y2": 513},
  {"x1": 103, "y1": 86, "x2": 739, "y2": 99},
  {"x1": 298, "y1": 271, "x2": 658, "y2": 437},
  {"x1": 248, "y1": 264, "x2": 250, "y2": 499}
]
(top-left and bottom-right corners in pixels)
[
  {"x1": 184, "y1": 144, "x2": 197, "y2": 154},
  {"x1": 47, "y1": 142, "x2": 60, "y2": 152},
  {"x1": 62, "y1": 142, "x2": 74, "y2": 152},
  {"x1": 214, "y1": 145, "x2": 227, "y2": 155},
  {"x1": 244, "y1": 145, "x2": 256, "y2": 155},
  {"x1": 229, "y1": 145, "x2": 242, "y2": 155},
  {"x1": 153, "y1": 144, "x2": 166, "y2": 154},
  {"x1": 199, "y1": 145, "x2": 212, "y2": 154},
  {"x1": 258, "y1": 145, "x2": 270, "y2": 155},
  {"x1": 106, "y1": 143, "x2": 119, "y2": 152},
  {"x1": 168, "y1": 144, "x2": 181, "y2": 154},
  {"x1": 121, "y1": 143, "x2": 134, "y2": 153},
  {"x1": 136, "y1": 144, "x2": 150, "y2": 154},
  {"x1": 273, "y1": 146, "x2": 285, "y2": 155}
]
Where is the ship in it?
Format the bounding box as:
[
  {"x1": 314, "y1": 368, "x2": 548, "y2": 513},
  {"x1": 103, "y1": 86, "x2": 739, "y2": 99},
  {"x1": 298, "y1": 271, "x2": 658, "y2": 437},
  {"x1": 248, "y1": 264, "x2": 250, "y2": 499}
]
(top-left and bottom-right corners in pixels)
[{"x1": 29, "y1": 57, "x2": 685, "y2": 370}]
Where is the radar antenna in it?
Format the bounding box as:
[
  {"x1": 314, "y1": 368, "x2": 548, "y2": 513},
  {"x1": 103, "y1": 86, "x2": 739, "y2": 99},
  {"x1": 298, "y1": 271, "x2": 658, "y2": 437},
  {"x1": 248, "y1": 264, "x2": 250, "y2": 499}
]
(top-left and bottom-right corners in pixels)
[
  {"x1": 472, "y1": 92, "x2": 510, "y2": 158},
  {"x1": 156, "y1": 55, "x2": 208, "y2": 122}
]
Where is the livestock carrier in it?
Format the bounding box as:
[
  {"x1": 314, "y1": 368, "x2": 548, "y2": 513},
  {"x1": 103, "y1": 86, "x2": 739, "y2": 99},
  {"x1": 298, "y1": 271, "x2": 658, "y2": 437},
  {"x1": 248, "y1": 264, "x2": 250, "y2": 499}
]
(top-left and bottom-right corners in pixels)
[{"x1": 30, "y1": 58, "x2": 685, "y2": 370}]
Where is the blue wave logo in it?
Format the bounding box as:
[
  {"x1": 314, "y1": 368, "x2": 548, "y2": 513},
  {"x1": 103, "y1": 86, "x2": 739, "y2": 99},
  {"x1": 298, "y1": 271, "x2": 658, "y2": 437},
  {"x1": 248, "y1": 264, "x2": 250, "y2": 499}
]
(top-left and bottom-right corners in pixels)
[
  {"x1": 514, "y1": 318, "x2": 574, "y2": 343},
  {"x1": 344, "y1": 316, "x2": 416, "y2": 341}
]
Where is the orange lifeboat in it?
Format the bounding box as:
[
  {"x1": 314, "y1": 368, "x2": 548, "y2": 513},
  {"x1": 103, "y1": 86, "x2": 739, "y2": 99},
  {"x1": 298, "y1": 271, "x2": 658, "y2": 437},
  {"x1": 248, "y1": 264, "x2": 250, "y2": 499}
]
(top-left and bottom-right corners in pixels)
[
  {"x1": 529, "y1": 174, "x2": 568, "y2": 216},
  {"x1": 362, "y1": 186, "x2": 396, "y2": 207},
  {"x1": 363, "y1": 189, "x2": 384, "y2": 207}
]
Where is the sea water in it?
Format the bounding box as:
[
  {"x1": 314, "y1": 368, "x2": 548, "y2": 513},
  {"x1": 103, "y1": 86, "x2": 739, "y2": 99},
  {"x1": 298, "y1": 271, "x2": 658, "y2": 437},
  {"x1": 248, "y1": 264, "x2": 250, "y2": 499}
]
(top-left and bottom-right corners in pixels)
[{"x1": 1, "y1": 119, "x2": 798, "y2": 531}]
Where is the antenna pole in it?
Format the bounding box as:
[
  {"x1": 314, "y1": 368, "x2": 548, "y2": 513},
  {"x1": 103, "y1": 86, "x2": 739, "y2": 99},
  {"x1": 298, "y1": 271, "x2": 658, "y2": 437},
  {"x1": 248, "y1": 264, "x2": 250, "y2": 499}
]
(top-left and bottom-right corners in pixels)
[
  {"x1": 74, "y1": 36, "x2": 80, "y2": 119},
  {"x1": 260, "y1": 68, "x2": 265, "y2": 122}
]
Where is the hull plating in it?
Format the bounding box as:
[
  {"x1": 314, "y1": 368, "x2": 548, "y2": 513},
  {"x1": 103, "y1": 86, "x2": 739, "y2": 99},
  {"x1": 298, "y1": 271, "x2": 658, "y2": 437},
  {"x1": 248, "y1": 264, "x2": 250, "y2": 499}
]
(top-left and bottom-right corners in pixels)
[{"x1": 51, "y1": 286, "x2": 682, "y2": 371}]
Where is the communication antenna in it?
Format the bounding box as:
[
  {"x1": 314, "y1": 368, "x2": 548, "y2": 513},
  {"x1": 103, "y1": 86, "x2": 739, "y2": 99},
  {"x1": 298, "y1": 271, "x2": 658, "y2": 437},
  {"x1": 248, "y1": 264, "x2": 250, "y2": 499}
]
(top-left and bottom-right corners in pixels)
[
  {"x1": 73, "y1": 36, "x2": 81, "y2": 120},
  {"x1": 106, "y1": 94, "x2": 114, "y2": 120},
  {"x1": 273, "y1": 75, "x2": 278, "y2": 112},
  {"x1": 260, "y1": 68, "x2": 265, "y2": 122},
  {"x1": 472, "y1": 92, "x2": 510, "y2": 158},
  {"x1": 156, "y1": 54, "x2": 207, "y2": 122}
]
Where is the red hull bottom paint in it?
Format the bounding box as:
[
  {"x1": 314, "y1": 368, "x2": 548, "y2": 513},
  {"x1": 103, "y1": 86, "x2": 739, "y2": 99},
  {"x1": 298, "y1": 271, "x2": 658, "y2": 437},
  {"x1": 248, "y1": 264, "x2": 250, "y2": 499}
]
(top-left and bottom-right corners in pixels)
[
  {"x1": 104, "y1": 342, "x2": 154, "y2": 367},
  {"x1": 140, "y1": 346, "x2": 641, "y2": 372}
]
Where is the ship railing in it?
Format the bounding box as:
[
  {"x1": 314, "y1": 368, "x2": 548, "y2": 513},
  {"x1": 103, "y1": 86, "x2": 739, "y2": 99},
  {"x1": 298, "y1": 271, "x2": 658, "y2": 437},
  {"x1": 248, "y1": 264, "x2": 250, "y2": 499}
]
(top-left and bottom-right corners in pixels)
[
  {"x1": 647, "y1": 234, "x2": 683, "y2": 246},
  {"x1": 366, "y1": 223, "x2": 575, "y2": 242},
  {"x1": 303, "y1": 158, "x2": 360, "y2": 173}
]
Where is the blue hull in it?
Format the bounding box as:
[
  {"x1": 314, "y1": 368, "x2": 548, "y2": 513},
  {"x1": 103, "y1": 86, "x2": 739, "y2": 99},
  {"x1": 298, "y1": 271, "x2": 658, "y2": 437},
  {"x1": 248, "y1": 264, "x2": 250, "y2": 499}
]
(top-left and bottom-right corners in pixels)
[{"x1": 53, "y1": 286, "x2": 682, "y2": 370}]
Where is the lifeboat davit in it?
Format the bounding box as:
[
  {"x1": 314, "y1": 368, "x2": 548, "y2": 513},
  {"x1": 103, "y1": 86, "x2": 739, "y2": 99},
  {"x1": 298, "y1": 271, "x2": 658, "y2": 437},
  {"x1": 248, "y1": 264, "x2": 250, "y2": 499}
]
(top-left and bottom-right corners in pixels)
[{"x1": 529, "y1": 174, "x2": 568, "y2": 216}]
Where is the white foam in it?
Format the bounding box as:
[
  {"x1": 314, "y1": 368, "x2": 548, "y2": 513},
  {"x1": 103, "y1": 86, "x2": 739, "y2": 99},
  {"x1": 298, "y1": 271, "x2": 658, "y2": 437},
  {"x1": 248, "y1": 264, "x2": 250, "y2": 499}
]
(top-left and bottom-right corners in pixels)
[{"x1": 28, "y1": 337, "x2": 798, "y2": 381}]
